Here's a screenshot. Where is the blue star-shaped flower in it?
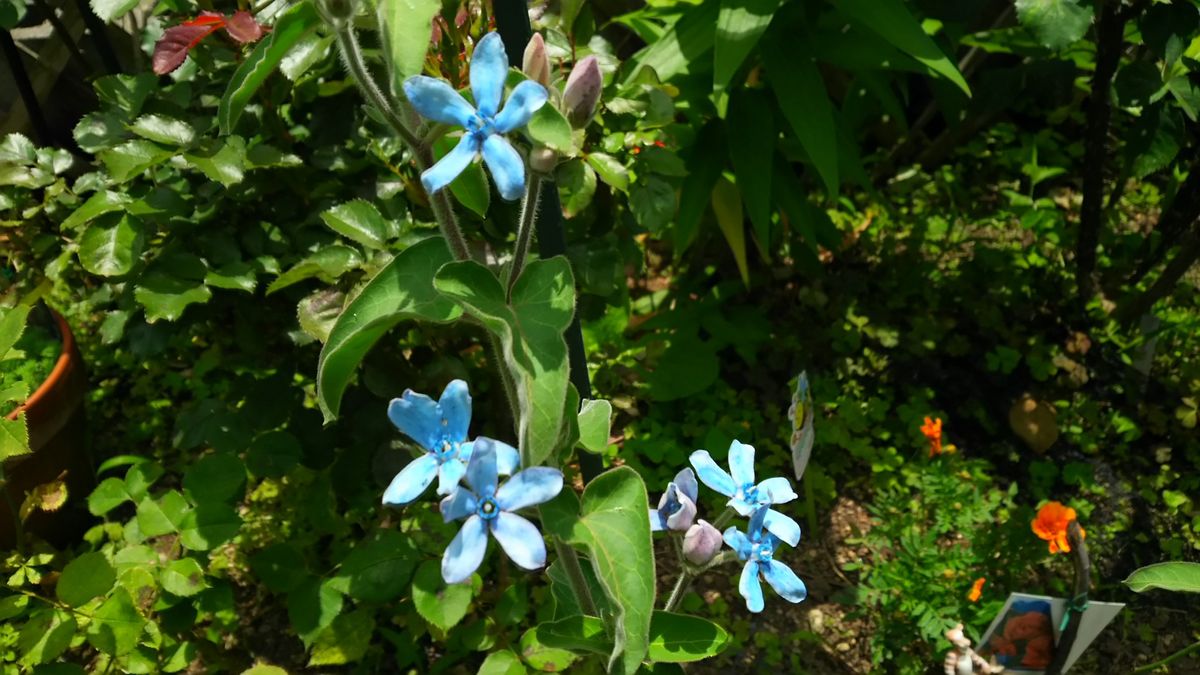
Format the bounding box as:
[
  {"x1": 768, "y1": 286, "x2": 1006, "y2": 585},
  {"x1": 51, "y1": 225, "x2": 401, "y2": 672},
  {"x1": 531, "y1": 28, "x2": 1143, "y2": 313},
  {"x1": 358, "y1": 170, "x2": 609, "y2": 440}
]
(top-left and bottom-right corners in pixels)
[
  {"x1": 649, "y1": 468, "x2": 698, "y2": 532},
  {"x1": 382, "y1": 380, "x2": 519, "y2": 505},
  {"x1": 439, "y1": 437, "x2": 563, "y2": 583},
  {"x1": 402, "y1": 32, "x2": 548, "y2": 201},
  {"x1": 690, "y1": 440, "x2": 801, "y2": 546},
  {"x1": 724, "y1": 506, "x2": 807, "y2": 613}
]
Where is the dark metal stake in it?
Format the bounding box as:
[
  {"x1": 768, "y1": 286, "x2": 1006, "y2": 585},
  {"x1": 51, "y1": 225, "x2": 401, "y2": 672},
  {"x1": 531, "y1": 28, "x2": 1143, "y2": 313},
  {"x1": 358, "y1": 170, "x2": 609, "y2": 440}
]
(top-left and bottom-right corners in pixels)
[
  {"x1": 492, "y1": 0, "x2": 603, "y2": 484},
  {"x1": 1046, "y1": 521, "x2": 1091, "y2": 675},
  {"x1": 1, "y1": 30, "x2": 53, "y2": 144}
]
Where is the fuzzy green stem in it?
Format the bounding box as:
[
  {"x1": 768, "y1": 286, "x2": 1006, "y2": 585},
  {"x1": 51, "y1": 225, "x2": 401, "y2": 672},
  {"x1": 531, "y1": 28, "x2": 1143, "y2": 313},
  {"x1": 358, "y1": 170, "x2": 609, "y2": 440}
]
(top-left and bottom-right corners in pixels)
[
  {"x1": 555, "y1": 538, "x2": 599, "y2": 617},
  {"x1": 1134, "y1": 639, "x2": 1200, "y2": 673},
  {"x1": 487, "y1": 331, "x2": 521, "y2": 436},
  {"x1": 506, "y1": 174, "x2": 543, "y2": 300},
  {"x1": 334, "y1": 26, "x2": 470, "y2": 261},
  {"x1": 711, "y1": 506, "x2": 737, "y2": 530},
  {"x1": 663, "y1": 571, "x2": 691, "y2": 613}
]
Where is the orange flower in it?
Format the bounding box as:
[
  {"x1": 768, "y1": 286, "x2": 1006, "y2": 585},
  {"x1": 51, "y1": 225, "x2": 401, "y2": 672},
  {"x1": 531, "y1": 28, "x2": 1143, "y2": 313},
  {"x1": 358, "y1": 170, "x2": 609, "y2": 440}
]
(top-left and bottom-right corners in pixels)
[
  {"x1": 921, "y1": 416, "x2": 943, "y2": 456},
  {"x1": 1032, "y1": 501, "x2": 1085, "y2": 554},
  {"x1": 968, "y1": 577, "x2": 985, "y2": 602}
]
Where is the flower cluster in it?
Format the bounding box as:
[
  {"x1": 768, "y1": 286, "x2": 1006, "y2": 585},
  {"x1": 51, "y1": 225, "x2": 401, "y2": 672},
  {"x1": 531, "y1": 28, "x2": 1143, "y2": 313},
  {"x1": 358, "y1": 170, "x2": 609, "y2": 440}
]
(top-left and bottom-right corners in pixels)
[
  {"x1": 649, "y1": 440, "x2": 807, "y2": 613},
  {"x1": 383, "y1": 380, "x2": 562, "y2": 583},
  {"x1": 921, "y1": 416, "x2": 944, "y2": 457}
]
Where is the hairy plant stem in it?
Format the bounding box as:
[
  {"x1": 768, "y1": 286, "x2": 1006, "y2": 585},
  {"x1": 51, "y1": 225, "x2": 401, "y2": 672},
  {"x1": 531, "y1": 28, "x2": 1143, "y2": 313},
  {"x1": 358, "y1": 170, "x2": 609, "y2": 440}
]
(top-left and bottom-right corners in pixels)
[
  {"x1": 554, "y1": 537, "x2": 599, "y2": 616},
  {"x1": 1134, "y1": 639, "x2": 1200, "y2": 673},
  {"x1": 664, "y1": 571, "x2": 691, "y2": 612},
  {"x1": 334, "y1": 26, "x2": 470, "y2": 261},
  {"x1": 506, "y1": 175, "x2": 543, "y2": 300},
  {"x1": 711, "y1": 506, "x2": 737, "y2": 530}
]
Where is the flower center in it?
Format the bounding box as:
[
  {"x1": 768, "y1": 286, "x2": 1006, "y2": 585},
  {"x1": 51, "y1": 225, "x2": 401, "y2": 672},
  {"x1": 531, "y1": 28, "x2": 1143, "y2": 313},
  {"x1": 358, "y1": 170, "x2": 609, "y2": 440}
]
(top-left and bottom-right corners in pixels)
[
  {"x1": 434, "y1": 439, "x2": 461, "y2": 462},
  {"x1": 735, "y1": 483, "x2": 760, "y2": 504},
  {"x1": 477, "y1": 497, "x2": 500, "y2": 521},
  {"x1": 466, "y1": 114, "x2": 495, "y2": 138},
  {"x1": 751, "y1": 541, "x2": 774, "y2": 562}
]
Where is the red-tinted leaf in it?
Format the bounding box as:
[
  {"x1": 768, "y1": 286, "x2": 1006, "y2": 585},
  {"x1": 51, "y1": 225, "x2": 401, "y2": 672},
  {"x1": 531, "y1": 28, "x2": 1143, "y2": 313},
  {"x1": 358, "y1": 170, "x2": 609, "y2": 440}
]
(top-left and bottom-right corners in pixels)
[
  {"x1": 183, "y1": 11, "x2": 226, "y2": 27},
  {"x1": 223, "y1": 10, "x2": 266, "y2": 44},
  {"x1": 152, "y1": 22, "x2": 222, "y2": 75}
]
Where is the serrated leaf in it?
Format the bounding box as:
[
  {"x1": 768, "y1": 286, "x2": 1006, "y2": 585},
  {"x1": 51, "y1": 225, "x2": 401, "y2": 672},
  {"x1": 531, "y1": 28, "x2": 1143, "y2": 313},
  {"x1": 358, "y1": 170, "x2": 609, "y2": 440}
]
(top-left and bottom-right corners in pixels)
[
  {"x1": 178, "y1": 503, "x2": 242, "y2": 550},
  {"x1": 183, "y1": 452, "x2": 246, "y2": 504},
  {"x1": 267, "y1": 246, "x2": 362, "y2": 295},
  {"x1": 307, "y1": 609, "x2": 374, "y2": 666},
  {"x1": 320, "y1": 200, "x2": 396, "y2": 249},
  {"x1": 78, "y1": 213, "x2": 145, "y2": 277},
  {"x1": 86, "y1": 587, "x2": 145, "y2": 656},
  {"x1": 288, "y1": 578, "x2": 344, "y2": 645},
  {"x1": 59, "y1": 190, "x2": 131, "y2": 231},
  {"x1": 18, "y1": 609, "x2": 75, "y2": 664},
  {"x1": 89, "y1": 0, "x2": 139, "y2": 22},
  {"x1": 88, "y1": 477, "x2": 132, "y2": 515},
  {"x1": 316, "y1": 237, "x2": 462, "y2": 422},
  {"x1": 129, "y1": 114, "x2": 196, "y2": 146},
  {"x1": 160, "y1": 558, "x2": 208, "y2": 597},
  {"x1": 1015, "y1": 0, "x2": 1093, "y2": 51},
  {"x1": 0, "y1": 304, "x2": 30, "y2": 359},
  {"x1": 478, "y1": 649, "x2": 527, "y2": 675},
  {"x1": 333, "y1": 530, "x2": 419, "y2": 603},
  {"x1": 99, "y1": 140, "x2": 173, "y2": 183},
  {"x1": 185, "y1": 136, "x2": 247, "y2": 187},
  {"x1": 56, "y1": 552, "x2": 116, "y2": 607}
]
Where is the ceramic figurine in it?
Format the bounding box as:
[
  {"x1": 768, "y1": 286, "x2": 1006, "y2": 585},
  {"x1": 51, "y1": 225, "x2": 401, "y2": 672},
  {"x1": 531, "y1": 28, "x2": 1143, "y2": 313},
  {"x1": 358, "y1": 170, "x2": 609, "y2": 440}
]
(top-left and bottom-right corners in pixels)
[{"x1": 944, "y1": 623, "x2": 1005, "y2": 675}]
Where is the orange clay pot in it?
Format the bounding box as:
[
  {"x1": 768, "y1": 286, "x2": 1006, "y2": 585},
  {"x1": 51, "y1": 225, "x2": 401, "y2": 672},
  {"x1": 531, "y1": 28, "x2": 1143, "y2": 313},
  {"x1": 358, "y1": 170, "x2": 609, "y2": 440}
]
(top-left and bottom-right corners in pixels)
[{"x1": 1, "y1": 309, "x2": 90, "y2": 549}]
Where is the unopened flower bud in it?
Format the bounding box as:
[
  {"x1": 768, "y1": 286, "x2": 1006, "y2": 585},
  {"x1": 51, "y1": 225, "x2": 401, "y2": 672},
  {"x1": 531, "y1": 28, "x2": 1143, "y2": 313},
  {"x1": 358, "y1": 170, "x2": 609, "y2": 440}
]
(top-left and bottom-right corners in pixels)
[
  {"x1": 318, "y1": 0, "x2": 356, "y2": 24},
  {"x1": 683, "y1": 520, "x2": 723, "y2": 565},
  {"x1": 523, "y1": 33, "x2": 550, "y2": 87},
  {"x1": 528, "y1": 145, "x2": 558, "y2": 174},
  {"x1": 562, "y1": 55, "x2": 601, "y2": 129}
]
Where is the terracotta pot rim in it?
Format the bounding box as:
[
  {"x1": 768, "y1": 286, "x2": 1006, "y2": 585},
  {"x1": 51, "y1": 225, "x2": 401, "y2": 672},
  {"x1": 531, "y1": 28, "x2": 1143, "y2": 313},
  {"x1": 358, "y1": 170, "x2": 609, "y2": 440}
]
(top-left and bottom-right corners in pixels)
[{"x1": 5, "y1": 309, "x2": 74, "y2": 422}]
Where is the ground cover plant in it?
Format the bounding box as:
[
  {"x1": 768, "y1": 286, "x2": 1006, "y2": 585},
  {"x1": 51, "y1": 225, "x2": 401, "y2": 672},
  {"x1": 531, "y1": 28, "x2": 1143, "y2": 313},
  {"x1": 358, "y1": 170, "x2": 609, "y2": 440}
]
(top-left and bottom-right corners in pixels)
[{"x1": 2, "y1": 0, "x2": 1200, "y2": 673}]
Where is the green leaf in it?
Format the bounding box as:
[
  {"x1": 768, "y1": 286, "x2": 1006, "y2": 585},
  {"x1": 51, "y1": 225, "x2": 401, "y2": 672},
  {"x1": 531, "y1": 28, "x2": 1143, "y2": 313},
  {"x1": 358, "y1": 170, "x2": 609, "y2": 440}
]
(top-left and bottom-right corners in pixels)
[
  {"x1": 435, "y1": 136, "x2": 490, "y2": 218},
  {"x1": 0, "y1": 411, "x2": 29, "y2": 460},
  {"x1": 184, "y1": 136, "x2": 247, "y2": 188},
  {"x1": 0, "y1": 595, "x2": 29, "y2": 621},
  {"x1": 567, "y1": 467, "x2": 655, "y2": 675},
  {"x1": 433, "y1": 258, "x2": 574, "y2": 466},
  {"x1": 160, "y1": 558, "x2": 208, "y2": 597},
  {"x1": 762, "y1": 33, "x2": 838, "y2": 195},
  {"x1": 585, "y1": 153, "x2": 629, "y2": 192},
  {"x1": 134, "y1": 256, "x2": 213, "y2": 323},
  {"x1": 726, "y1": 89, "x2": 774, "y2": 253},
  {"x1": 478, "y1": 649, "x2": 527, "y2": 675},
  {"x1": 18, "y1": 609, "x2": 75, "y2": 664},
  {"x1": 829, "y1": 0, "x2": 970, "y2": 96},
  {"x1": 0, "y1": 0, "x2": 27, "y2": 31},
  {"x1": 241, "y1": 666, "x2": 289, "y2": 675},
  {"x1": 281, "y1": 33, "x2": 334, "y2": 81},
  {"x1": 267, "y1": 245, "x2": 362, "y2": 295},
  {"x1": 206, "y1": 262, "x2": 258, "y2": 293},
  {"x1": 557, "y1": 159, "x2": 597, "y2": 218},
  {"x1": 519, "y1": 625, "x2": 578, "y2": 672},
  {"x1": 89, "y1": 0, "x2": 137, "y2": 22},
  {"x1": 528, "y1": 105, "x2": 574, "y2": 154},
  {"x1": 129, "y1": 114, "x2": 196, "y2": 147},
  {"x1": 246, "y1": 430, "x2": 302, "y2": 478},
  {"x1": 1014, "y1": 0, "x2": 1093, "y2": 51},
  {"x1": 647, "y1": 611, "x2": 730, "y2": 662},
  {"x1": 308, "y1": 609, "x2": 375, "y2": 666},
  {"x1": 288, "y1": 577, "x2": 344, "y2": 645},
  {"x1": 88, "y1": 477, "x2": 132, "y2": 515},
  {"x1": 412, "y1": 560, "x2": 474, "y2": 631},
  {"x1": 99, "y1": 140, "x2": 172, "y2": 183},
  {"x1": 534, "y1": 615, "x2": 608, "y2": 654},
  {"x1": 86, "y1": 587, "x2": 144, "y2": 656},
  {"x1": 59, "y1": 190, "x2": 131, "y2": 231},
  {"x1": 0, "y1": 132, "x2": 35, "y2": 163},
  {"x1": 94, "y1": 74, "x2": 156, "y2": 116},
  {"x1": 628, "y1": 0, "x2": 717, "y2": 83},
  {"x1": 320, "y1": 200, "x2": 396, "y2": 250},
  {"x1": 714, "y1": 0, "x2": 784, "y2": 91},
  {"x1": 316, "y1": 237, "x2": 462, "y2": 422},
  {"x1": 250, "y1": 543, "x2": 309, "y2": 594},
  {"x1": 576, "y1": 399, "x2": 611, "y2": 454},
  {"x1": 78, "y1": 213, "x2": 145, "y2": 277},
  {"x1": 56, "y1": 551, "x2": 116, "y2": 607},
  {"x1": 218, "y1": 1, "x2": 320, "y2": 135},
  {"x1": 183, "y1": 453, "x2": 246, "y2": 504},
  {"x1": 711, "y1": 176, "x2": 749, "y2": 285},
  {"x1": 178, "y1": 503, "x2": 242, "y2": 550},
  {"x1": 136, "y1": 495, "x2": 178, "y2": 537},
  {"x1": 333, "y1": 530, "x2": 419, "y2": 603},
  {"x1": 629, "y1": 176, "x2": 676, "y2": 235},
  {"x1": 1123, "y1": 562, "x2": 1200, "y2": 594},
  {"x1": 0, "y1": 304, "x2": 29, "y2": 359},
  {"x1": 377, "y1": 0, "x2": 441, "y2": 91}
]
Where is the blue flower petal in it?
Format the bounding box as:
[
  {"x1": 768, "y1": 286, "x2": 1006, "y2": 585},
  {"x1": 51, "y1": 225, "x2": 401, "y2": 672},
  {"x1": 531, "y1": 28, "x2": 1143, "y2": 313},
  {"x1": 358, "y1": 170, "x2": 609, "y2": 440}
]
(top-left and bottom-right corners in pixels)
[
  {"x1": 757, "y1": 477, "x2": 798, "y2": 505},
  {"x1": 466, "y1": 437, "x2": 500, "y2": 496},
  {"x1": 491, "y1": 512, "x2": 547, "y2": 571},
  {"x1": 439, "y1": 379, "x2": 472, "y2": 442},
  {"x1": 761, "y1": 560, "x2": 807, "y2": 604},
  {"x1": 457, "y1": 440, "x2": 474, "y2": 463},
  {"x1": 382, "y1": 453, "x2": 439, "y2": 505},
  {"x1": 388, "y1": 390, "x2": 442, "y2": 450},
  {"x1": 493, "y1": 80, "x2": 549, "y2": 133},
  {"x1": 421, "y1": 133, "x2": 481, "y2": 196},
  {"x1": 739, "y1": 561, "x2": 765, "y2": 613},
  {"x1": 674, "y1": 468, "x2": 699, "y2": 503},
  {"x1": 440, "y1": 488, "x2": 478, "y2": 522},
  {"x1": 723, "y1": 526, "x2": 753, "y2": 560},
  {"x1": 666, "y1": 492, "x2": 696, "y2": 531},
  {"x1": 747, "y1": 505, "x2": 769, "y2": 535},
  {"x1": 649, "y1": 509, "x2": 668, "y2": 531},
  {"x1": 495, "y1": 467, "x2": 563, "y2": 511},
  {"x1": 481, "y1": 135, "x2": 526, "y2": 201},
  {"x1": 470, "y1": 32, "x2": 508, "y2": 118},
  {"x1": 442, "y1": 515, "x2": 488, "y2": 583},
  {"x1": 763, "y1": 509, "x2": 801, "y2": 548},
  {"x1": 402, "y1": 76, "x2": 477, "y2": 127},
  {"x1": 436, "y1": 458, "x2": 467, "y2": 496},
  {"x1": 728, "y1": 497, "x2": 757, "y2": 517},
  {"x1": 690, "y1": 450, "x2": 736, "y2": 497},
  {"x1": 493, "y1": 440, "x2": 520, "y2": 476},
  {"x1": 727, "y1": 440, "x2": 756, "y2": 487}
]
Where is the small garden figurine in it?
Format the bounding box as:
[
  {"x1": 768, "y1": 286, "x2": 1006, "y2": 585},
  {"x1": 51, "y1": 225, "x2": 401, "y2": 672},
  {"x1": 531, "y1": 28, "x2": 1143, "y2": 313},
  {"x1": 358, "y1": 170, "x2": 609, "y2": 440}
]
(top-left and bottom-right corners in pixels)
[{"x1": 943, "y1": 623, "x2": 1005, "y2": 675}]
